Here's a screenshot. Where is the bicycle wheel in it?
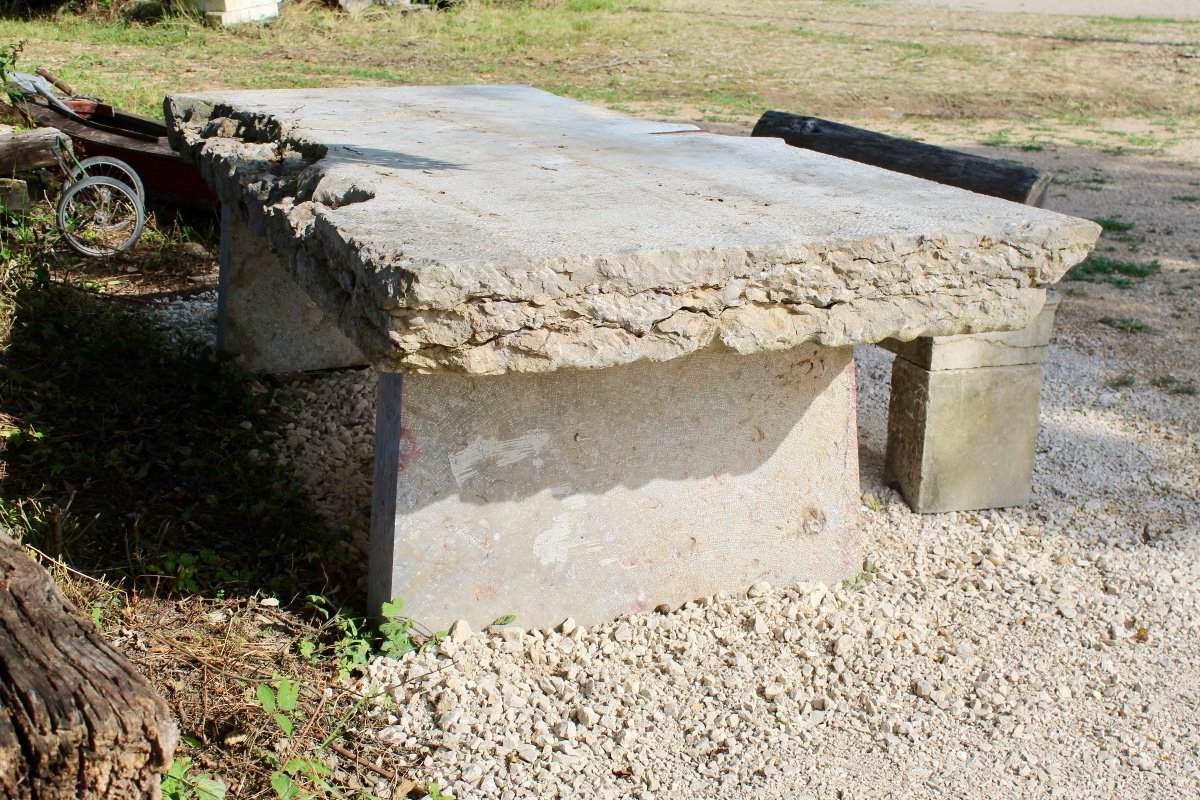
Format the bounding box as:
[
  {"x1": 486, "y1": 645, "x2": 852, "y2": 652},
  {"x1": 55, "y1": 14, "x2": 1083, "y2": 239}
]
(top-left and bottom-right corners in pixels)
[
  {"x1": 57, "y1": 176, "x2": 146, "y2": 257},
  {"x1": 70, "y1": 156, "x2": 147, "y2": 206}
]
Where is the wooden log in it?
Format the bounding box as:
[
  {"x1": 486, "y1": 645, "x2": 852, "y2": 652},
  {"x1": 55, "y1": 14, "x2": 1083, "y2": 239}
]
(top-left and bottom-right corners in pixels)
[
  {"x1": 0, "y1": 530, "x2": 177, "y2": 800},
  {"x1": 752, "y1": 111, "x2": 1050, "y2": 207},
  {"x1": 0, "y1": 127, "x2": 68, "y2": 175}
]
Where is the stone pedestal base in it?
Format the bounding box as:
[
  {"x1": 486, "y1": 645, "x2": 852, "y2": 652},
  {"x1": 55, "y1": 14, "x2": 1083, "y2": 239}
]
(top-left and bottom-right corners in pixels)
[
  {"x1": 218, "y1": 207, "x2": 366, "y2": 373},
  {"x1": 882, "y1": 294, "x2": 1059, "y2": 513},
  {"x1": 369, "y1": 345, "x2": 863, "y2": 630}
]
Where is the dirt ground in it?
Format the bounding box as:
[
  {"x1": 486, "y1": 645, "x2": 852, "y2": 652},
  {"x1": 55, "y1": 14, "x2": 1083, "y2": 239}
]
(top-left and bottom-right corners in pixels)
[{"x1": 899, "y1": 0, "x2": 1200, "y2": 19}]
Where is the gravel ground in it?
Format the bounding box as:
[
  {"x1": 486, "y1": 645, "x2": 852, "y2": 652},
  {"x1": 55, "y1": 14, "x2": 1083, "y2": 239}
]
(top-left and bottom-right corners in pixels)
[
  {"x1": 142, "y1": 146, "x2": 1200, "y2": 800},
  {"x1": 340, "y1": 339, "x2": 1198, "y2": 800},
  {"x1": 145, "y1": 291, "x2": 1200, "y2": 800},
  {"x1": 140, "y1": 290, "x2": 219, "y2": 348}
]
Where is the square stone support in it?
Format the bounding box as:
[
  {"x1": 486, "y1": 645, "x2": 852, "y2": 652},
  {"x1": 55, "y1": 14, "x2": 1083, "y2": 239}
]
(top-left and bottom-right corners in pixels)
[
  {"x1": 218, "y1": 205, "x2": 366, "y2": 373},
  {"x1": 368, "y1": 344, "x2": 863, "y2": 630},
  {"x1": 882, "y1": 294, "x2": 1060, "y2": 513}
]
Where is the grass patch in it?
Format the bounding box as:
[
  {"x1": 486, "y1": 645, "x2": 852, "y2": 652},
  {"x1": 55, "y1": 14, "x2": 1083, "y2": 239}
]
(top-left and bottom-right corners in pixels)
[
  {"x1": 1150, "y1": 374, "x2": 1197, "y2": 395},
  {"x1": 1100, "y1": 317, "x2": 1152, "y2": 333},
  {"x1": 980, "y1": 129, "x2": 1012, "y2": 147},
  {"x1": 1, "y1": 0, "x2": 1196, "y2": 128},
  {"x1": 1106, "y1": 374, "x2": 1135, "y2": 389},
  {"x1": 1092, "y1": 216, "x2": 1135, "y2": 233},
  {"x1": 1065, "y1": 256, "x2": 1159, "y2": 288},
  {"x1": 1173, "y1": 195, "x2": 1200, "y2": 203}
]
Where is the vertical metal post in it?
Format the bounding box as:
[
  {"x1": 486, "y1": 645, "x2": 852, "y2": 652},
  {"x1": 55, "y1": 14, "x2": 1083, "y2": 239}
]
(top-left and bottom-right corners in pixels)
[
  {"x1": 216, "y1": 203, "x2": 231, "y2": 352},
  {"x1": 367, "y1": 371, "x2": 404, "y2": 620}
]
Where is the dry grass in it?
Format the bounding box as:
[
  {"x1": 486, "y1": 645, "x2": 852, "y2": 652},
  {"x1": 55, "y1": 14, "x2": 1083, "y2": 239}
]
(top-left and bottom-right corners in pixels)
[
  {"x1": 0, "y1": 0, "x2": 1196, "y2": 126},
  {"x1": 35, "y1": 544, "x2": 419, "y2": 799}
]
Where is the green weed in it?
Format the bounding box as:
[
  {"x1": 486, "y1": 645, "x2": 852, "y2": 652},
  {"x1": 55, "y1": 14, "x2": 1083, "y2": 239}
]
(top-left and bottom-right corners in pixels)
[
  {"x1": 1100, "y1": 317, "x2": 1152, "y2": 333},
  {"x1": 1150, "y1": 375, "x2": 1197, "y2": 395},
  {"x1": 253, "y1": 674, "x2": 375, "y2": 800},
  {"x1": 299, "y1": 595, "x2": 447, "y2": 679},
  {"x1": 980, "y1": 129, "x2": 1013, "y2": 147},
  {"x1": 1065, "y1": 256, "x2": 1159, "y2": 288},
  {"x1": 1092, "y1": 216, "x2": 1135, "y2": 233},
  {"x1": 162, "y1": 757, "x2": 226, "y2": 800},
  {"x1": 842, "y1": 565, "x2": 877, "y2": 591}
]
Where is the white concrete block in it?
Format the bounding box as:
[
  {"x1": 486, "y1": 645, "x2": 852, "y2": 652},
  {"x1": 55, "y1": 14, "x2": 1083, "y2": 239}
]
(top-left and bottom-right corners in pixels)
[{"x1": 191, "y1": 0, "x2": 278, "y2": 25}]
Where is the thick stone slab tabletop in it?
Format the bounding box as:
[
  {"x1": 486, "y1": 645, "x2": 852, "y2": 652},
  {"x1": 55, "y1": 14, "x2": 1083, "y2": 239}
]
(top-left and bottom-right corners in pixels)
[{"x1": 166, "y1": 85, "x2": 1100, "y2": 376}]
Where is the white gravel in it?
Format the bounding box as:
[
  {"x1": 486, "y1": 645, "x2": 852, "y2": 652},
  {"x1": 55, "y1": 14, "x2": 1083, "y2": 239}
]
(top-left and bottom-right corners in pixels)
[
  {"x1": 337, "y1": 340, "x2": 1199, "y2": 800},
  {"x1": 141, "y1": 265, "x2": 1200, "y2": 800},
  {"x1": 139, "y1": 290, "x2": 219, "y2": 349}
]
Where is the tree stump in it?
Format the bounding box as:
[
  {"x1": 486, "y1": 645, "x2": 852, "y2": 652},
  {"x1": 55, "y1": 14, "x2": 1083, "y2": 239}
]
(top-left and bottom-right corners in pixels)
[{"x1": 0, "y1": 531, "x2": 178, "y2": 800}]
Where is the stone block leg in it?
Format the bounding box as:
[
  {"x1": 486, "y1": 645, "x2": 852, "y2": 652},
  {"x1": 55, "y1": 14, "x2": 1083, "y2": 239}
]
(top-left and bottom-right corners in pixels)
[
  {"x1": 368, "y1": 344, "x2": 863, "y2": 630},
  {"x1": 218, "y1": 205, "x2": 366, "y2": 373},
  {"x1": 882, "y1": 293, "x2": 1059, "y2": 513}
]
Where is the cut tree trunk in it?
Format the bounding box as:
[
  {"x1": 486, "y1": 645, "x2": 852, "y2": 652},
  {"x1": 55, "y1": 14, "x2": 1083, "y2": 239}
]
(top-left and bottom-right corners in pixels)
[
  {"x1": 0, "y1": 127, "x2": 68, "y2": 175},
  {"x1": 752, "y1": 111, "x2": 1050, "y2": 207},
  {"x1": 0, "y1": 530, "x2": 177, "y2": 800}
]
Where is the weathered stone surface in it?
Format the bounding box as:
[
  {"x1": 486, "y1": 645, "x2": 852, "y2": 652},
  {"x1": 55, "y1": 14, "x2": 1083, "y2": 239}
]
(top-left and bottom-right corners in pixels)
[
  {"x1": 368, "y1": 344, "x2": 862, "y2": 629},
  {"x1": 0, "y1": 179, "x2": 29, "y2": 214},
  {"x1": 164, "y1": 85, "x2": 1100, "y2": 375},
  {"x1": 885, "y1": 359, "x2": 1047, "y2": 513},
  {"x1": 880, "y1": 292, "x2": 1061, "y2": 371},
  {"x1": 883, "y1": 292, "x2": 1059, "y2": 513},
  {"x1": 219, "y1": 207, "x2": 367, "y2": 372}
]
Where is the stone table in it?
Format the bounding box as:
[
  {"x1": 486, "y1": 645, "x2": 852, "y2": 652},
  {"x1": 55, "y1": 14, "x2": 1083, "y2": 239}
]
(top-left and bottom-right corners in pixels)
[{"x1": 166, "y1": 85, "x2": 1099, "y2": 629}]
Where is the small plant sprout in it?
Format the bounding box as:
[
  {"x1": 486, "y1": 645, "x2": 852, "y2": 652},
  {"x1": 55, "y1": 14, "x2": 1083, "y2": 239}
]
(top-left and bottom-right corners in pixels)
[
  {"x1": 1150, "y1": 375, "x2": 1197, "y2": 395},
  {"x1": 1091, "y1": 216, "x2": 1135, "y2": 233},
  {"x1": 161, "y1": 757, "x2": 226, "y2": 800},
  {"x1": 257, "y1": 676, "x2": 300, "y2": 737},
  {"x1": 1100, "y1": 317, "x2": 1152, "y2": 334},
  {"x1": 1066, "y1": 257, "x2": 1159, "y2": 289}
]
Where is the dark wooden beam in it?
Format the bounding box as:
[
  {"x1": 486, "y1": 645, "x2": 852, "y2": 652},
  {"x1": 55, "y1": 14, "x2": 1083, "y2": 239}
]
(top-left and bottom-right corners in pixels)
[{"x1": 752, "y1": 111, "x2": 1049, "y2": 207}]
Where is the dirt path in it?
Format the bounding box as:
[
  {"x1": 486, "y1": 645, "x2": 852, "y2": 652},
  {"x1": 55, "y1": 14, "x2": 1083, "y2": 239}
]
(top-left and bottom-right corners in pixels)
[{"x1": 897, "y1": 0, "x2": 1200, "y2": 19}]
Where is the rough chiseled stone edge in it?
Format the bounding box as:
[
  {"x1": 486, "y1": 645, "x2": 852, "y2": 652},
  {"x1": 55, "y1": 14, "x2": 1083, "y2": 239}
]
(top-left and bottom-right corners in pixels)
[{"x1": 165, "y1": 96, "x2": 1101, "y2": 376}]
